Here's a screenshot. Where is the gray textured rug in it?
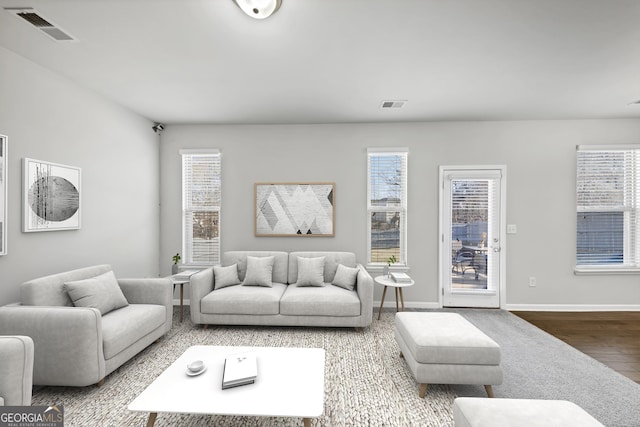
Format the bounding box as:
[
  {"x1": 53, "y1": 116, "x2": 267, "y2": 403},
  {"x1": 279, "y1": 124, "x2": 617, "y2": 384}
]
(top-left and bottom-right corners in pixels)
[{"x1": 31, "y1": 308, "x2": 640, "y2": 426}]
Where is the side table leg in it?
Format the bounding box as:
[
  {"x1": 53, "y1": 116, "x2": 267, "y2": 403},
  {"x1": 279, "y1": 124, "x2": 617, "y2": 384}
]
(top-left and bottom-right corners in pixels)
[
  {"x1": 399, "y1": 287, "x2": 405, "y2": 311},
  {"x1": 378, "y1": 286, "x2": 388, "y2": 320},
  {"x1": 146, "y1": 412, "x2": 158, "y2": 427},
  {"x1": 395, "y1": 288, "x2": 399, "y2": 312},
  {"x1": 303, "y1": 418, "x2": 311, "y2": 427},
  {"x1": 179, "y1": 283, "x2": 184, "y2": 322}
]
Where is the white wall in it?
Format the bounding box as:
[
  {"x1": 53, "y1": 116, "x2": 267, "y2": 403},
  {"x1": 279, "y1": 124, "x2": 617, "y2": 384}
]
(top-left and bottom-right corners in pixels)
[
  {"x1": 3, "y1": 43, "x2": 636, "y2": 310},
  {"x1": 160, "y1": 120, "x2": 640, "y2": 309},
  {"x1": 0, "y1": 46, "x2": 161, "y2": 306}
]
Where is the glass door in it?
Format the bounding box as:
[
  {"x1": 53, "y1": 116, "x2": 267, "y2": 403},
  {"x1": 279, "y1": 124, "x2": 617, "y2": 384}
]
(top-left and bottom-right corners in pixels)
[{"x1": 440, "y1": 167, "x2": 505, "y2": 308}]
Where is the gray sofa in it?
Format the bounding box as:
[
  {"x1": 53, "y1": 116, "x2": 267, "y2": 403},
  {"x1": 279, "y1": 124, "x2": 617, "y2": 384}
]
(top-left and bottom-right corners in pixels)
[
  {"x1": 0, "y1": 335, "x2": 34, "y2": 406},
  {"x1": 190, "y1": 251, "x2": 373, "y2": 328},
  {"x1": 0, "y1": 265, "x2": 173, "y2": 387}
]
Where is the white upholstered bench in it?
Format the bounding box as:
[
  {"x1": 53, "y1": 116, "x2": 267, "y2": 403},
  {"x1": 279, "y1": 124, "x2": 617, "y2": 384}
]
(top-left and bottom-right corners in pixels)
[
  {"x1": 394, "y1": 312, "x2": 503, "y2": 398},
  {"x1": 453, "y1": 397, "x2": 604, "y2": 427}
]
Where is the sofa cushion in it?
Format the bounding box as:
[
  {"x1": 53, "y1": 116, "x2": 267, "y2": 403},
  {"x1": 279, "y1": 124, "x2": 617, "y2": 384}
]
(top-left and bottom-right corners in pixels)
[
  {"x1": 280, "y1": 283, "x2": 361, "y2": 317},
  {"x1": 201, "y1": 282, "x2": 287, "y2": 315},
  {"x1": 223, "y1": 251, "x2": 289, "y2": 284},
  {"x1": 288, "y1": 252, "x2": 356, "y2": 284},
  {"x1": 64, "y1": 271, "x2": 129, "y2": 315},
  {"x1": 213, "y1": 264, "x2": 241, "y2": 290},
  {"x1": 296, "y1": 256, "x2": 325, "y2": 287},
  {"x1": 101, "y1": 304, "x2": 166, "y2": 360},
  {"x1": 332, "y1": 264, "x2": 359, "y2": 291},
  {"x1": 21, "y1": 264, "x2": 113, "y2": 307},
  {"x1": 242, "y1": 256, "x2": 274, "y2": 287}
]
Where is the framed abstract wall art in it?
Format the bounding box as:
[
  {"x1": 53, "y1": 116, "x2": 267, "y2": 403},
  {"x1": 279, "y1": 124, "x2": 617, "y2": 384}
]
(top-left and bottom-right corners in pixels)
[
  {"x1": 0, "y1": 135, "x2": 6, "y2": 255},
  {"x1": 23, "y1": 158, "x2": 81, "y2": 232},
  {"x1": 255, "y1": 182, "x2": 334, "y2": 236}
]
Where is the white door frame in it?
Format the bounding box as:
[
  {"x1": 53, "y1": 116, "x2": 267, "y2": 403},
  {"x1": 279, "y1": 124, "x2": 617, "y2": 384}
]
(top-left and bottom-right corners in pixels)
[{"x1": 438, "y1": 165, "x2": 507, "y2": 308}]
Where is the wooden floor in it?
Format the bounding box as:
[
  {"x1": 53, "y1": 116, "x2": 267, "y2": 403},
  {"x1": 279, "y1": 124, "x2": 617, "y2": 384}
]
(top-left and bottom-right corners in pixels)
[{"x1": 513, "y1": 311, "x2": 640, "y2": 384}]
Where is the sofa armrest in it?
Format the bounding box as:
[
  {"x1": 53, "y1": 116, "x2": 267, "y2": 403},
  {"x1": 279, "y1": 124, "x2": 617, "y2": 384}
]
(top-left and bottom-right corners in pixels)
[
  {"x1": 0, "y1": 335, "x2": 34, "y2": 406},
  {"x1": 356, "y1": 264, "x2": 374, "y2": 327},
  {"x1": 189, "y1": 268, "x2": 214, "y2": 324},
  {"x1": 118, "y1": 278, "x2": 173, "y2": 332},
  {"x1": 118, "y1": 278, "x2": 172, "y2": 306},
  {"x1": 0, "y1": 306, "x2": 105, "y2": 387}
]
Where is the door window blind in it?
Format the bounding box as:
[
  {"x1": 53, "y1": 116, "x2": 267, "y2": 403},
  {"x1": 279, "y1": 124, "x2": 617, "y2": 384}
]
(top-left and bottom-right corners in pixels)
[
  {"x1": 181, "y1": 149, "x2": 221, "y2": 265},
  {"x1": 450, "y1": 179, "x2": 492, "y2": 247},
  {"x1": 576, "y1": 145, "x2": 639, "y2": 272},
  {"x1": 367, "y1": 148, "x2": 408, "y2": 265}
]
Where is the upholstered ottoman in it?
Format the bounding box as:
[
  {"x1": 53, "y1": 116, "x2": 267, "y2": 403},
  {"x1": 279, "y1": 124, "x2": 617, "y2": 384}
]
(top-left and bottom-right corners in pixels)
[
  {"x1": 453, "y1": 397, "x2": 604, "y2": 427},
  {"x1": 394, "y1": 312, "x2": 503, "y2": 398}
]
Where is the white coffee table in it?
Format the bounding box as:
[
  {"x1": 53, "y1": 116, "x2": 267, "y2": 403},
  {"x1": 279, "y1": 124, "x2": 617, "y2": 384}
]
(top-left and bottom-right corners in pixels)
[
  {"x1": 128, "y1": 345, "x2": 325, "y2": 426},
  {"x1": 375, "y1": 275, "x2": 415, "y2": 320}
]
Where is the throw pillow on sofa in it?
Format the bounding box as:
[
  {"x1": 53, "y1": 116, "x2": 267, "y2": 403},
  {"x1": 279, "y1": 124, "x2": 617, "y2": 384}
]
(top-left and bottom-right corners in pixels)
[
  {"x1": 242, "y1": 256, "x2": 275, "y2": 287},
  {"x1": 64, "y1": 270, "x2": 129, "y2": 315},
  {"x1": 213, "y1": 264, "x2": 241, "y2": 290},
  {"x1": 332, "y1": 264, "x2": 359, "y2": 291},
  {"x1": 296, "y1": 256, "x2": 325, "y2": 287}
]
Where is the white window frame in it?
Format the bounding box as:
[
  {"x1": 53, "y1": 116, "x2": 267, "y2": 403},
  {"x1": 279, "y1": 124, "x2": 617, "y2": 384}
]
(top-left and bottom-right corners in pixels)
[
  {"x1": 366, "y1": 148, "x2": 408, "y2": 269},
  {"x1": 180, "y1": 149, "x2": 221, "y2": 267},
  {"x1": 575, "y1": 145, "x2": 639, "y2": 274}
]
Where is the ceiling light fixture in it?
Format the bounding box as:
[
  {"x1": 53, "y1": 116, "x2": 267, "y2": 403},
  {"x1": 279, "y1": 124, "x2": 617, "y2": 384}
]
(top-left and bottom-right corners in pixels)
[{"x1": 232, "y1": 0, "x2": 282, "y2": 19}]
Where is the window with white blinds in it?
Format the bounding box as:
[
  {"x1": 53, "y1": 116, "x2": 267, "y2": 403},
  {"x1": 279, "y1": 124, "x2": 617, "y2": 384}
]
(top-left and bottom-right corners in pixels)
[
  {"x1": 367, "y1": 148, "x2": 408, "y2": 266},
  {"x1": 576, "y1": 145, "x2": 639, "y2": 273},
  {"x1": 181, "y1": 149, "x2": 221, "y2": 265}
]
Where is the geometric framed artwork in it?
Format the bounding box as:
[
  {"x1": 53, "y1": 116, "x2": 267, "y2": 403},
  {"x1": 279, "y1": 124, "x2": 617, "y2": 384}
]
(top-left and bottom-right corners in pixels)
[
  {"x1": 0, "y1": 135, "x2": 6, "y2": 254},
  {"x1": 255, "y1": 182, "x2": 334, "y2": 237},
  {"x1": 22, "y1": 158, "x2": 81, "y2": 232}
]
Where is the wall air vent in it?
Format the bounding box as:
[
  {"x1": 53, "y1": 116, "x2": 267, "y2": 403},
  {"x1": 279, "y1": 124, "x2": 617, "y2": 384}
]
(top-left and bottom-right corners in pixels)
[
  {"x1": 4, "y1": 7, "x2": 76, "y2": 41},
  {"x1": 381, "y1": 100, "x2": 406, "y2": 109}
]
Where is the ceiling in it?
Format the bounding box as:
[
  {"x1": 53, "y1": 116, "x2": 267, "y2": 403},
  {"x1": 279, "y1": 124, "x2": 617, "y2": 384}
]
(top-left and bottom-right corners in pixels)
[{"x1": 1, "y1": 0, "x2": 640, "y2": 125}]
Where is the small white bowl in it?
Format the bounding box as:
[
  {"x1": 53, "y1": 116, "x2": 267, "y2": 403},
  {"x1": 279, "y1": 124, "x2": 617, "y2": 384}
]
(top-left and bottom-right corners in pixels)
[{"x1": 187, "y1": 360, "x2": 204, "y2": 373}]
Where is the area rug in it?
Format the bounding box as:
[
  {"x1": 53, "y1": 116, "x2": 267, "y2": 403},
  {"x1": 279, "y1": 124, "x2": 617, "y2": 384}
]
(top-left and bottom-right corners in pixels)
[{"x1": 31, "y1": 308, "x2": 640, "y2": 426}]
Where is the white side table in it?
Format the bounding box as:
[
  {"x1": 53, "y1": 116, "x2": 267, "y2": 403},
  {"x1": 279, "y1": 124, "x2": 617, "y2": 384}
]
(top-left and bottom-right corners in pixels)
[
  {"x1": 168, "y1": 270, "x2": 200, "y2": 322},
  {"x1": 375, "y1": 275, "x2": 415, "y2": 320}
]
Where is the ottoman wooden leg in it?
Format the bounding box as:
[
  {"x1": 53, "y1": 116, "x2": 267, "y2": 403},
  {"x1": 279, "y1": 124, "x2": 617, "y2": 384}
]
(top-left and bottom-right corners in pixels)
[
  {"x1": 399, "y1": 351, "x2": 404, "y2": 358},
  {"x1": 419, "y1": 383, "x2": 428, "y2": 398},
  {"x1": 484, "y1": 385, "x2": 494, "y2": 398}
]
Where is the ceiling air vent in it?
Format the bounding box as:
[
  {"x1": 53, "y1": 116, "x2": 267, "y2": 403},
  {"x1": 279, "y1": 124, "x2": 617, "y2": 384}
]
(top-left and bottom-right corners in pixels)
[
  {"x1": 381, "y1": 100, "x2": 406, "y2": 109},
  {"x1": 4, "y1": 7, "x2": 76, "y2": 41}
]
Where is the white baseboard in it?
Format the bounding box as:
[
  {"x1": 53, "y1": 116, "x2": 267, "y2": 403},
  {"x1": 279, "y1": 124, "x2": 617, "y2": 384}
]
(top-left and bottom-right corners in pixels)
[
  {"x1": 174, "y1": 300, "x2": 640, "y2": 312},
  {"x1": 506, "y1": 303, "x2": 640, "y2": 312}
]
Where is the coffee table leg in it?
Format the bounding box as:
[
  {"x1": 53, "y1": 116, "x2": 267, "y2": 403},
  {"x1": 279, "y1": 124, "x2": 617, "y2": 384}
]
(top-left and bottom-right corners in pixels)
[
  {"x1": 146, "y1": 412, "x2": 157, "y2": 427},
  {"x1": 303, "y1": 418, "x2": 311, "y2": 427},
  {"x1": 378, "y1": 286, "x2": 388, "y2": 320}
]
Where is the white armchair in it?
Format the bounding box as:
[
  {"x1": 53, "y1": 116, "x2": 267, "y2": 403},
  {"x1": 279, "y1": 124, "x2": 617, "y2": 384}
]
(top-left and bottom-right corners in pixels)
[
  {"x1": 0, "y1": 335, "x2": 34, "y2": 406},
  {"x1": 0, "y1": 265, "x2": 172, "y2": 387}
]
